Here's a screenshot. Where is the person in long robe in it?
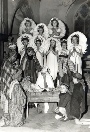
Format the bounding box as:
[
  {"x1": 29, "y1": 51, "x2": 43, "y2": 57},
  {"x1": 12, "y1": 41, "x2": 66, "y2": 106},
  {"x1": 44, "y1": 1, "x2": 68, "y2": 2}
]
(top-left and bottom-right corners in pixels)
[
  {"x1": 46, "y1": 38, "x2": 61, "y2": 85},
  {"x1": 67, "y1": 32, "x2": 87, "y2": 75},
  {"x1": 17, "y1": 34, "x2": 32, "y2": 63},
  {"x1": 21, "y1": 47, "x2": 42, "y2": 84},
  {"x1": 0, "y1": 69, "x2": 26, "y2": 127},
  {"x1": 30, "y1": 35, "x2": 45, "y2": 67}
]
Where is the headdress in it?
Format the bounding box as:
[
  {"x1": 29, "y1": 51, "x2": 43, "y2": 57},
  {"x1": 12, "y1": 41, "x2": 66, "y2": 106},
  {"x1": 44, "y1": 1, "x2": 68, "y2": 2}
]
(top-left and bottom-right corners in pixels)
[
  {"x1": 59, "y1": 54, "x2": 68, "y2": 58},
  {"x1": 34, "y1": 36, "x2": 43, "y2": 44},
  {"x1": 61, "y1": 39, "x2": 67, "y2": 43},
  {"x1": 9, "y1": 43, "x2": 16, "y2": 50},
  {"x1": 37, "y1": 25, "x2": 44, "y2": 31},
  {"x1": 72, "y1": 72, "x2": 82, "y2": 80},
  {"x1": 50, "y1": 17, "x2": 59, "y2": 27},
  {"x1": 21, "y1": 35, "x2": 29, "y2": 42},
  {"x1": 60, "y1": 83, "x2": 69, "y2": 89}
]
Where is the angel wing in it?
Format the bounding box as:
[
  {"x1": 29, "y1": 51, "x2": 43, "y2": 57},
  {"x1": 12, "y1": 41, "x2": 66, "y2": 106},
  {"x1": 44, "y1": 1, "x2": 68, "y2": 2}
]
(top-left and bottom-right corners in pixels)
[{"x1": 67, "y1": 31, "x2": 87, "y2": 54}]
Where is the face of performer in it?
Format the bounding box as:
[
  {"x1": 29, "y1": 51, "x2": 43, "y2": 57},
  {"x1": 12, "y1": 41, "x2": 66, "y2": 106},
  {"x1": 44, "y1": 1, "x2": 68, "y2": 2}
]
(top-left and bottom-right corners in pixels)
[
  {"x1": 22, "y1": 39, "x2": 28, "y2": 48},
  {"x1": 36, "y1": 40, "x2": 42, "y2": 49},
  {"x1": 38, "y1": 27, "x2": 44, "y2": 35},
  {"x1": 62, "y1": 42, "x2": 67, "y2": 49},
  {"x1": 52, "y1": 20, "x2": 58, "y2": 28},
  {"x1": 25, "y1": 21, "x2": 31, "y2": 27},
  {"x1": 27, "y1": 48, "x2": 35, "y2": 57},
  {"x1": 50, "y1": 40, "x2": 56, "y2": 48},
  {"x1": 60, "y1": 85, "x2": 68, "y2": 93},
  {"x1": 71, "y1": 36, "x2": 79, "y2": 46}
]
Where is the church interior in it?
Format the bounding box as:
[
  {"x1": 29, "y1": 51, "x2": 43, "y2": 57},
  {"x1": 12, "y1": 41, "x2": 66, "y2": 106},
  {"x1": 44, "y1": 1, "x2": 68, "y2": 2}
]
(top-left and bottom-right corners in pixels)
[{"x1": 0, "y1": 0, "x2": 90, "y2": 131}]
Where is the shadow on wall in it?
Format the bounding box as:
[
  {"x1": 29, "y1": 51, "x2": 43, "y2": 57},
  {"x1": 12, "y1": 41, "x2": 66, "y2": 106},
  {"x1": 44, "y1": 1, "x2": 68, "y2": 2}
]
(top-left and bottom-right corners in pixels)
[{"x1": 10, "y1": 0, "x2": 40, "y2": 36}]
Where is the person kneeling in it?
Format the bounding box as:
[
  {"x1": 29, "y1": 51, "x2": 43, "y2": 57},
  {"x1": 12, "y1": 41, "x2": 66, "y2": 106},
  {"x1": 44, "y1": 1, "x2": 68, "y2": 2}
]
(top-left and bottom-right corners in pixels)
[{"x1": 55, "y1": 83, "x2": 71, "y2": 121}]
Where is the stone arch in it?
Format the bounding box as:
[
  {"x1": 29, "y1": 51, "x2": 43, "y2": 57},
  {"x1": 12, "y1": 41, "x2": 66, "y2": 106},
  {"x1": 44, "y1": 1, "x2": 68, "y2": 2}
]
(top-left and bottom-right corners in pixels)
[
  {"x1": 9, "y1": 0, "x2": 34, "y2": 36},
  {"x1": 65, "y1": 0, "x2": 87, "y2": 34}
]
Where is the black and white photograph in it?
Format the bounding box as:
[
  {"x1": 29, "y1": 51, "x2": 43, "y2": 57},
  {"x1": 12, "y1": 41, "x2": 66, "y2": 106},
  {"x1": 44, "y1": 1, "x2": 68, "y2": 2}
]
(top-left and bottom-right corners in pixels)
[{"x1": 0, "y1": 0, "x2": 90, "y2": 132}]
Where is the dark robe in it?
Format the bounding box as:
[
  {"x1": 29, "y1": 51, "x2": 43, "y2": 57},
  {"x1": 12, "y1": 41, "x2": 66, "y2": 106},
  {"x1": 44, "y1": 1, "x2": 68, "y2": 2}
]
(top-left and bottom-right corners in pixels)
[
  {"x1": 58, "y1": 92, "x2": 71, "y2": 116},
  {"x1": 70, "y1": 82, "x2": 85, "y2": 119},
  {"x1": 21, "y1": 55, "x2": 42, "y2": 84}
]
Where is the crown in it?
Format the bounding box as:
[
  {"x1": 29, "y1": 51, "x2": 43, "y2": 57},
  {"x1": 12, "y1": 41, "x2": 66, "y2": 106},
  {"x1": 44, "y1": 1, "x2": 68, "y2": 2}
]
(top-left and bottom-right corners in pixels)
[
  {"x1": 9, "y1": 43, "x2": 16, "y2": 49},
  {"x1": 21, "y1": 35, "x2": 29, "y2": 42},
  {"x1": 34, "y1": 36, "x2": 43, "y2": 44},
  {"x1": 38, "y1": 25, "x2": 44, "y2": 29}
]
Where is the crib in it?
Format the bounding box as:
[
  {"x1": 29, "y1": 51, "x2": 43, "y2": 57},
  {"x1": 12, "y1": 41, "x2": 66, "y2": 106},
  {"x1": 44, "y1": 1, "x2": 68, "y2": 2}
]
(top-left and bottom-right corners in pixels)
[{"x1": 26, "y1": 90, "x2": 60, "y2": 117}]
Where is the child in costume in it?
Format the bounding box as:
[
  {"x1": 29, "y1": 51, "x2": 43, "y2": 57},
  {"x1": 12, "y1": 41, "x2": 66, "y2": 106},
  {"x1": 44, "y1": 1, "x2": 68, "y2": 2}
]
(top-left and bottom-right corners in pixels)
[
  {"x1": 0, "y1": 69, "x2": 26, "y2": 127},
  {"x1": 67, "y1": 31, "x2": 87, "y2": 75},
  {"x1": 19, "y1": 18, "x2": 36, "y2": 36},
  {"x1": 48, "y1": 17, "x2": 66, "y2": 40},
  {"x1": 55, "y1": 83, "x2": 71, "y2": 121}
]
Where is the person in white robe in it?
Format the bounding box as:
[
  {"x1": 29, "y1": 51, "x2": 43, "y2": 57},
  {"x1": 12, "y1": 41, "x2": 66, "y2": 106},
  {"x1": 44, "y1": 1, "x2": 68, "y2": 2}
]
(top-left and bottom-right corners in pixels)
[
  {"x1": 45, "y1": 37, "x2": 61, "y2": 84},
  {"x1": 67, "y1": 32, "x2": 87, "y2": 75}
]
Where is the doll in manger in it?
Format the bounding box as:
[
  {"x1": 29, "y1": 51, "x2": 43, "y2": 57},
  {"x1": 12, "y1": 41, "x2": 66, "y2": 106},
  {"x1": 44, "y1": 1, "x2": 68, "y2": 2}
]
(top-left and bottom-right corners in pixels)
[
  {"x1": 67, "y1": 32, "x2": 87, "y2": 75},
  {"x1": 29, "y1": 66, "x2": 55, "y2": 114}
]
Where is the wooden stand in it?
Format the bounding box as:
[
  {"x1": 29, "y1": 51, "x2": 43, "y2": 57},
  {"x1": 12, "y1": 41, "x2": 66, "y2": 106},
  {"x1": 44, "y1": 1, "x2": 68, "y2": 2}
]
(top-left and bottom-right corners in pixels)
[{"x1": 26, "y1": 90, "x2": 59, "y2": 118}]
